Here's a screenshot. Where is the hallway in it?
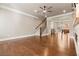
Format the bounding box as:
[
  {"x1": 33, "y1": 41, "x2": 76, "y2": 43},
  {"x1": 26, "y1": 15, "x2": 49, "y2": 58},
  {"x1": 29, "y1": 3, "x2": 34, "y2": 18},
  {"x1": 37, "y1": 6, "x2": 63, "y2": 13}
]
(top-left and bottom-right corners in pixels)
[{"x1": 0, "y1": 34, "x2": 76, "y2": 56}]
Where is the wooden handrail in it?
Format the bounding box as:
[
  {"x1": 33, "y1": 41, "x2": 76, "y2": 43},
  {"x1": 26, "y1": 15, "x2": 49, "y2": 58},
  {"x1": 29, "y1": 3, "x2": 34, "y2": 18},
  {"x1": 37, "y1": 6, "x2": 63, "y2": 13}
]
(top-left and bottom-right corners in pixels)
[
  {"x1": 35, "y1": 17, "x2": 47, "y2": 29},
  {"x1": 35, "y1": 17, "x2": 47, "y2": 39}
]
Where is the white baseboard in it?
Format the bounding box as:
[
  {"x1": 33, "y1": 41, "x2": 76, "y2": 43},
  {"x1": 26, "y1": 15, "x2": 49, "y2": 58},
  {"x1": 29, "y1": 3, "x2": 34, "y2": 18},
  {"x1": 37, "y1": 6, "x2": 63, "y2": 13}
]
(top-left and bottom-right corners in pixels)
[
  {"x1": 0, "y1": 34, "x2": 35, "y2": 41},
  {"x1": 73, "y1": 38, "x2": 79, "y2": 56},
  {"x1": 34, "y1": 29, "x2": 49, "y2": 36},
  {"x1": 0, "y1": 33, "x2": 49, "y2": 41},
  {"x1": 42, "y1": 33, "x2": 50, "y2": 36},
  {"x1": 0, "y1": 27, "x2": 49, "y2": 41}
]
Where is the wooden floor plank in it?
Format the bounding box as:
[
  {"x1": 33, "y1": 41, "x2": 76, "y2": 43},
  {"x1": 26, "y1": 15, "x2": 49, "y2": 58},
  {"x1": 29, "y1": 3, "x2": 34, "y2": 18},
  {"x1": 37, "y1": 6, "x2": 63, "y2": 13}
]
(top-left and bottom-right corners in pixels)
[{"x1": 0, "y1": 34, "x2": 77, "y2": 56}]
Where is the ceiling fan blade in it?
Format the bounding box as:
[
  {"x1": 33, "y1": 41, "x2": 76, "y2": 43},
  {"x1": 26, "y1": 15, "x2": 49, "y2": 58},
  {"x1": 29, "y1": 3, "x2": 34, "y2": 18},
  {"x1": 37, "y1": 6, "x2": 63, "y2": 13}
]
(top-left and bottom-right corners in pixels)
[
  {"x1": 48, "y1": 11, "x2": 52, "y2": 12},
  {"x1": 40, "y1": 7, "x2": 43, "y2": 9},
  {"x1": 47, "y1": 6, "x2": 52, "y2": 9}
]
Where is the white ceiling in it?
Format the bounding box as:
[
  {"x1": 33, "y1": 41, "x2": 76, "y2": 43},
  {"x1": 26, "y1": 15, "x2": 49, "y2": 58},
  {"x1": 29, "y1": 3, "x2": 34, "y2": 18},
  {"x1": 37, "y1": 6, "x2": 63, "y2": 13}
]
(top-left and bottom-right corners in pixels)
[{"x1": 0, "y1": 3, "x2": 73, "y2": 18}]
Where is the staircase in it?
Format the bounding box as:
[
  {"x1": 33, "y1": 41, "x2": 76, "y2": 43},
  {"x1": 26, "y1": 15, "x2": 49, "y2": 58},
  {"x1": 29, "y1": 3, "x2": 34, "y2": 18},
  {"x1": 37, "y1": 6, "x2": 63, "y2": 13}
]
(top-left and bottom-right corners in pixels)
[{"x1": 35, "y1": 17, "x2": 48, "y2": 39}]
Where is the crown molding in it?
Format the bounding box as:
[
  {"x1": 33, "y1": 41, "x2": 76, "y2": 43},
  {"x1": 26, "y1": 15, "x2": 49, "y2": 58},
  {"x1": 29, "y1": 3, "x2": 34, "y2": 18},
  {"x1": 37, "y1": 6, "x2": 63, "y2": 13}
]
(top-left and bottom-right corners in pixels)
[
  {"x1": 47, "y1": 12, "x2": 73, "y2": 20},
  {"x1": 0, "y1": 5, "x2": 39, "y2": 19}
]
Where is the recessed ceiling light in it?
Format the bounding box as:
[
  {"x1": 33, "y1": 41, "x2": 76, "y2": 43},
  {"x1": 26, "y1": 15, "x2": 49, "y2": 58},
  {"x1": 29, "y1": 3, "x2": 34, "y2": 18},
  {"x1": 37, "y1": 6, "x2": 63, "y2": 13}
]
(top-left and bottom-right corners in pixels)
[
  {"x1": 34, "y1": 10, "x2": 38, "y2": 12},
  {"x1": 62, "y1": 10, "x2": 66, "y2": 13},
  {"x1": 43, "y1": 10, "x2": 47, "y2": 13}
]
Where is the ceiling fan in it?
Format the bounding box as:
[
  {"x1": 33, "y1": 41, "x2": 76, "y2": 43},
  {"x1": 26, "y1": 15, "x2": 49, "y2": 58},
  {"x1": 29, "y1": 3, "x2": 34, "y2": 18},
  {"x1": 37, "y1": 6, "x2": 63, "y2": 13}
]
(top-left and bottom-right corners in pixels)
[
  {"x1": 34, "y1": 6, "x2": 53, "y2": 29},
  {"x1": 40, "y1": 5, "x2": 52, "y2": 13},
  {"x1": 34, "y1": 5, "x2": 52, "y2": 17}
]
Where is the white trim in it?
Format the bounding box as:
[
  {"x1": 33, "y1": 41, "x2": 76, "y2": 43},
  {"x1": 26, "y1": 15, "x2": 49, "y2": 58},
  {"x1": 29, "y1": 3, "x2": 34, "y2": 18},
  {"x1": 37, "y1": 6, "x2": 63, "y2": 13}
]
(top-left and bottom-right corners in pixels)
[
  {"x1": 0, "y1": 33, "x2": 49, "y2": 41},
  {"x1": 0, "y1": 5, "x2": 39, "y2": 19},
  {"x1": 42, "y1": 33, "x2": 50, "y2": 36},
  {"x1": 73, "y1": 38, "x2": 78, "y2": 56},
  {"x1": 48, "y1": 12, "x2": 73, "y2": 20},
  {"x1": 0, "y1": 34, "x2": 35, "y2": 41},
  {"x1": 34, "y1": 28, "x2": 49, "y2": 36}
]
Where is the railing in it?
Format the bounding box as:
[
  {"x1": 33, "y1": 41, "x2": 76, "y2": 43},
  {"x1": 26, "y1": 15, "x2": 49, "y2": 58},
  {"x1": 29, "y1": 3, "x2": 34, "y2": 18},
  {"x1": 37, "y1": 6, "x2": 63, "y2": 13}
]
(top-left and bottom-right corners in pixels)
[
  {"x1": 35, "y1": 17, "x2": 47, "y2": 39},
  {"x1": 35, "y1": 17, "x2": 47, "y2": 29}
]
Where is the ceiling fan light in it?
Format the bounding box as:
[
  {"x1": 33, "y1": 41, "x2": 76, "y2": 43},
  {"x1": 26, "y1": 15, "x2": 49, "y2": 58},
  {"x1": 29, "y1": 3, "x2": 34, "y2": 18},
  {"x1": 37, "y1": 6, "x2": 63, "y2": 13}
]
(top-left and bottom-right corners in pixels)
[
  {"x1": 43, "y1": 10, "x2": 47, "y2": 13},
  {"x1": 62, "y1": 10, "x2": 66, "y2": 13}
]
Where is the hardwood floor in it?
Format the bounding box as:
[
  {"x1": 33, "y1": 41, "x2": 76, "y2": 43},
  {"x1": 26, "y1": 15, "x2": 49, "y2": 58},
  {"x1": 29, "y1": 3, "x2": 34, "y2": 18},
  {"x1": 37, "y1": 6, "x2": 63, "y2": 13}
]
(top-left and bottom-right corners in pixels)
[{"x1": 0, "y1": 34, "x2": 77, "y2": 56}]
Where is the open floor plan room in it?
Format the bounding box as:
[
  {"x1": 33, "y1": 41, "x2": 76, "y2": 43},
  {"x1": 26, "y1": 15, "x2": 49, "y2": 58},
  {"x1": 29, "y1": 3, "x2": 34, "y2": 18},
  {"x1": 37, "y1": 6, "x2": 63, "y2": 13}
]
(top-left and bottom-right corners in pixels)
[{"x1": 0, "y1": 3, "x2": 78, "y2": 56}]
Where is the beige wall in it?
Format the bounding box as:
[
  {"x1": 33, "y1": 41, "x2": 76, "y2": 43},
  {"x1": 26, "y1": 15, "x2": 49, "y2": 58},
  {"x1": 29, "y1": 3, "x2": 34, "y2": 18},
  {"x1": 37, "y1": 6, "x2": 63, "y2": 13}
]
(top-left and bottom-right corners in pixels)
[{"x1": 0, "y1": 9, "x2": 41, "y2": 39}]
